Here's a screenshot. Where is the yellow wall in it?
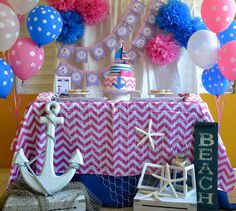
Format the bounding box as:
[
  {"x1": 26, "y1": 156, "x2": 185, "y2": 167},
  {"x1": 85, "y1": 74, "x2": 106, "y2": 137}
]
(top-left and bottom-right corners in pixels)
[
  {"x1": 201, "y1": 93, "x2": 236, "y2": 168},
  {"x1": 0, "y1": 94, "x2": 36, "y2": 167},
  {"x1": 0, "y1": 93, "x2": 235, "y2": 168}
]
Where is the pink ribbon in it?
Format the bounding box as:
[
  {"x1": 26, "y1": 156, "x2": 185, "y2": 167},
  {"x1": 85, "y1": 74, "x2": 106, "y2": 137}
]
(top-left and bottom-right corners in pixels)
[{"x1": 120, "y1": 70, "x2": 133, "y2": 77}]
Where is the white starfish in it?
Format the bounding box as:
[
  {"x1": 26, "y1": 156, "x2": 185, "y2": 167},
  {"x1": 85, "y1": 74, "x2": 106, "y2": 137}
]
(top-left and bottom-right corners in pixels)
[
  {"x1": 152, "y1": 163, "x2": 187, "y2": 199},
  {"x1": 135, "y1": 119, "x2": 164, "y2": 149}
]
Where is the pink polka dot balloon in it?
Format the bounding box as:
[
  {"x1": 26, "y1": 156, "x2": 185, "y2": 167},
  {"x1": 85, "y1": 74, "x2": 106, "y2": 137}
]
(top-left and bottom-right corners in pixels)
[
  {"x1": 218, "y1": 40, "x2": 236, "y2": 80},
  {"x1": 201, "y1": 0, "x2": 236, "y2": 33},
  {"x1": 8, "y1": 37, "x2": 44, "y2": 81}
]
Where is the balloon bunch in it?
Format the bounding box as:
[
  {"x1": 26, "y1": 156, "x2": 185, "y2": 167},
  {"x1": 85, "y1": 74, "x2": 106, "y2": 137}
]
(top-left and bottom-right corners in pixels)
[
  {"x1": 187, "y1": 0, "x2": 236, "y2": 96},
  {"x1": 0, "y1": 0, "x2": 64, "y2": 99}
]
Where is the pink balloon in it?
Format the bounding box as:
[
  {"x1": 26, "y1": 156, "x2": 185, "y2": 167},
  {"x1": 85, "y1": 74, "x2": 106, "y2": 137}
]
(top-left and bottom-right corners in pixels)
[
  {"x1": 8, "y1": 37, "x2": 44, "y2": 81},
  {"x1": 218, "y1": 41, "x2": 236, "y2": 80},
  {"x1": 201, "y1": 0, "x2": 236, "y2": 33}
]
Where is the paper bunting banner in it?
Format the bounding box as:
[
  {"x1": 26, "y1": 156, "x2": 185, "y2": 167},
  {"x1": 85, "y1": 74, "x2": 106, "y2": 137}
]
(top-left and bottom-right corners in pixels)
[
  {"x1": 123, "y1": 11, "x2": 140, "y2": 28},
  {"x1": 76, "y1": 47, "x2": 88, "y2": 63},
  {"x1": 139, "y1": 23, "x2": 156, "y2": 39},
  {"x1": 58, "y1": 45, "x2": 73, "y2": 60},
  {"x1": 127, "y1": 47, "x2": 141, "y2": 64},
  {"x1": 101, "y1": 69, "x2": 110, "y2": 79},
  {"x1": 86, "y1": 72, "x2": 100, "y2": 86},
  {"x1": 132, "y1": 35, "x2": 147, "y2": 52},
  {"x1": 55, "y1": 0, "x2": 158, "y2": 65},
  {"x1": 114, "y1": 23, "x2": 131, "y2": 40},
  {"x1": 145, "y1": 10, "x2": 157, "y2": 27},
  {"x1": 151, "y1": 0, "x2": 167, "y2": 13},
  {"x1": 123, "y1": 22, "x2": 134, "y2": 32},
  {"x1": 129, "y1": 0, "x2": 145, "y2": 15},
  {"x1": 71, "y1": 70, "x2": 83, "y2": 86},
  {"x1": 56, "y1": 62, "x2": 71, "y2": 76},
  {"x1": 90, "y1": 43, "x2": 106, "y2": 61},
  {"x1": 104, "y1": 35, "x2": 120, "y2": 52}
]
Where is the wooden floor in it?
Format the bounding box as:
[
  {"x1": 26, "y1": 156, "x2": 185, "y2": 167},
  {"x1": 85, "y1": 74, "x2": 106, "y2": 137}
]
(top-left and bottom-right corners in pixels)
[
  {"x1": 0, "y1": 168, "x2": 235, "y2": 211},
  {"x1": 0, "y1": 168, "x2": 9, "y2": 197}
]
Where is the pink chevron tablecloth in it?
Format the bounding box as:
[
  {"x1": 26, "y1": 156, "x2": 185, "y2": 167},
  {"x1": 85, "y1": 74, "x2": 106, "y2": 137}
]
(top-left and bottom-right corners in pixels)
[{"x1": 9, "y1": 98, "x2": 236, "y2": 192}]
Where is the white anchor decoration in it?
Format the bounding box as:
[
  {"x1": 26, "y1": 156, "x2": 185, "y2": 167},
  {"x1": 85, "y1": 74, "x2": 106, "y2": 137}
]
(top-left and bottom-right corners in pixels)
[{"x1": 14, "y1": 101, "x2": 83, "y2": 196}]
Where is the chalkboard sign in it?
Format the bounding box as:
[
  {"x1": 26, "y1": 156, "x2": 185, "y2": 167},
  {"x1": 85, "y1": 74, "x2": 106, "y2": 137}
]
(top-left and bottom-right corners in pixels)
[{"x1": 194, "y1": 122, "x2": 218, "y2": 211}]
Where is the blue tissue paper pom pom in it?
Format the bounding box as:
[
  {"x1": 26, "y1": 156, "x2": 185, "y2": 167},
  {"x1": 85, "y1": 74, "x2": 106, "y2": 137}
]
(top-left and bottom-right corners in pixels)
[
  {"x1": 156, "y1": 0, "x2": 191, "y2": 33},
  {"x1": 174, "y1": 17, "x2": 207, "y2": 48},
  {"x1": 57, "y1": 11, "x2": 85, "y2": 44}
]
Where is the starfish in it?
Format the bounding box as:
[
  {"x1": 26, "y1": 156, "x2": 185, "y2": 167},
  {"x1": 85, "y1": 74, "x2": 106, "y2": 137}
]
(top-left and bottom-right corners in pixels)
[
  {"x1": 152, "y1": 163, "x2": 187, "y2": 199},
  {"x1": 135, "y1": 119, "x2": 164, "y2": 149},
  {"x1": 139, "y1": 163, "x2": 187, "y2": 201}
]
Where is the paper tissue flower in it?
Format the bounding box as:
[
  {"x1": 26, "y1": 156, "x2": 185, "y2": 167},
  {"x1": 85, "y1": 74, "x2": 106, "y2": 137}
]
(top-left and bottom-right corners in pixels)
[
  {"x1": 156, "y1": 0, "x2": 191, "y2": 33},
  {"x1": 75, "y1": 0, "x2": 109, "y2": 25},
  {"x1": 146, "y1": 33, "x2": 180, "y2": 65},
  {"x1": 57, "y1": 11, "x2": 85, "y2": 44},
  {"x1": 47, "y1": 0, "x2": 78, "y2": 11}
]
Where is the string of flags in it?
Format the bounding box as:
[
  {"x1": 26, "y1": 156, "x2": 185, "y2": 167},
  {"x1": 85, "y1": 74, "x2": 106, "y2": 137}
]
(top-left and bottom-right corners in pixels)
[{"x1": 56, "y1": 0, "x2": 167, "y2": 87}]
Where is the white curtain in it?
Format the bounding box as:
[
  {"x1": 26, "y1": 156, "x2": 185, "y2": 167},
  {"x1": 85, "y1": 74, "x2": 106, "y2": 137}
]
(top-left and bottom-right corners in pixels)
[{"x1": 76, "y1": 0, "x2": 203, "y2": 97}]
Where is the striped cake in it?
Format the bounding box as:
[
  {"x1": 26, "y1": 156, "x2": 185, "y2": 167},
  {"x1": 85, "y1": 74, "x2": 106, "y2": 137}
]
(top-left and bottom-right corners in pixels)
[{"x1": 104, "y1": 45, "x2": 136, "y2": 91}]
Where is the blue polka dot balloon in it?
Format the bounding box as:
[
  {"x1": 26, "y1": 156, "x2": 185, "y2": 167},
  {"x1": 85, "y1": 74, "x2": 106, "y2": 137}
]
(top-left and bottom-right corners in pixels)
[
  {"x1": 218, "y1": 20, "x2": 236, "y2": 46},
  {"x1": 0, "y1": 58, "x2": 14, "y2": 99},
  {"x1": 27, "y1": 5, "x2": 63, "y2": 46},
  {"x1": 202, "y1": 64, "x2": 228, "y2": 96}
]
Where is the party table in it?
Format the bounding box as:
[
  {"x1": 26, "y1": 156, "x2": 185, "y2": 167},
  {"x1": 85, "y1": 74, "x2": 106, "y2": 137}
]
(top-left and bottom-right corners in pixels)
[{"x1": 9, "y1": 94, "x2": 235, "y2": 206}]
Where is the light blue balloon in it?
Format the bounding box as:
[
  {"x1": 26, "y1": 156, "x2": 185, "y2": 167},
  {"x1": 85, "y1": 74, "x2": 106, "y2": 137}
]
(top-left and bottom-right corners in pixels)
[
  {"x1": 0, "y1": 58, "x2": 14, "y2": 99},
  {"x1": 27, "y1": 5, "x2": 63, "y2": 46},
  {"x1": 218, "y1": 20, "x2": 236, "y2": 46},
  {"x1": 202, "y1": 64, "x2": 228, "y2": 96}
]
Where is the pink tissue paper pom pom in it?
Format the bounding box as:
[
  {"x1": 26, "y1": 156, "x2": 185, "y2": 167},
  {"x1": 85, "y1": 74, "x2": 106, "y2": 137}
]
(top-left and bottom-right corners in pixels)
[
  {"x1": 76, "y1": 0, "x2": 109, "y2": 25},
  {"x1": 47, "y1": 0, "x2": 78, "y2": 11},
  {"x1": 146, "y1": 33, "x2": 181, "y2": 65}
]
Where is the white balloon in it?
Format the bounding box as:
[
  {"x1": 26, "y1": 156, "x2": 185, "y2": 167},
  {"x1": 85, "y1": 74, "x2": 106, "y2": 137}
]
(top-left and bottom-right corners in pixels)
[
  {"x1": 0, "y1": 3, "x2": 20, "y2": 51},
  {"x1": 187, "y1": 30, "x2": 219, "y2": 69},
  {"x1": 7, "y1": 0, "x2": 39, "y2": 15}
]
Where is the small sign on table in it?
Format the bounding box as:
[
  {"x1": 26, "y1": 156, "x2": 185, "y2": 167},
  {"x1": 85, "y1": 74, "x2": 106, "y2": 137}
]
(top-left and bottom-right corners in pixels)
[{"x1": 54, "y1": 76, "x2": 71, "y2": 94}]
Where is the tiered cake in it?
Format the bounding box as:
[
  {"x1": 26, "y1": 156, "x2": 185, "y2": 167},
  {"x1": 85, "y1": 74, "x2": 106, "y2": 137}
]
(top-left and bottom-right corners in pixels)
[{"x1": 104, "y1": 45, "x2": 136, "y2": 91}]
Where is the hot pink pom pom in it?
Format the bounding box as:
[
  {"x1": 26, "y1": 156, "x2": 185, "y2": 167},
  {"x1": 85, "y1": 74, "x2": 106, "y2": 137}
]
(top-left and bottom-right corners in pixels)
[
  {"x1": 76, "y1": 0, "x2": 109, "y2": 25},
  {"x1": 146, "y1": 33, "x2": 181, "y2": 65},
  {"x1": 47, "y1": 0, "x2": 78, "y2": 11}
]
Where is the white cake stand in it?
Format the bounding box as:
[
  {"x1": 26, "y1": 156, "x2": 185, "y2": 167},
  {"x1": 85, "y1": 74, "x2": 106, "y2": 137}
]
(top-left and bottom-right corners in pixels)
[{"x1": 101, "y1": 90, "x2": 140, "y2": 101}]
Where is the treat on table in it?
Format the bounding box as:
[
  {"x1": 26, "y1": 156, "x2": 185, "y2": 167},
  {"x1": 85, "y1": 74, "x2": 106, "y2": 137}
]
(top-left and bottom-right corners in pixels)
[
  {"x1": 68, "y1": 89, "x2": 89, "y2": 95},
  {"x1": 150, "y1": 89, "x2": 173, "y2": 95}
]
